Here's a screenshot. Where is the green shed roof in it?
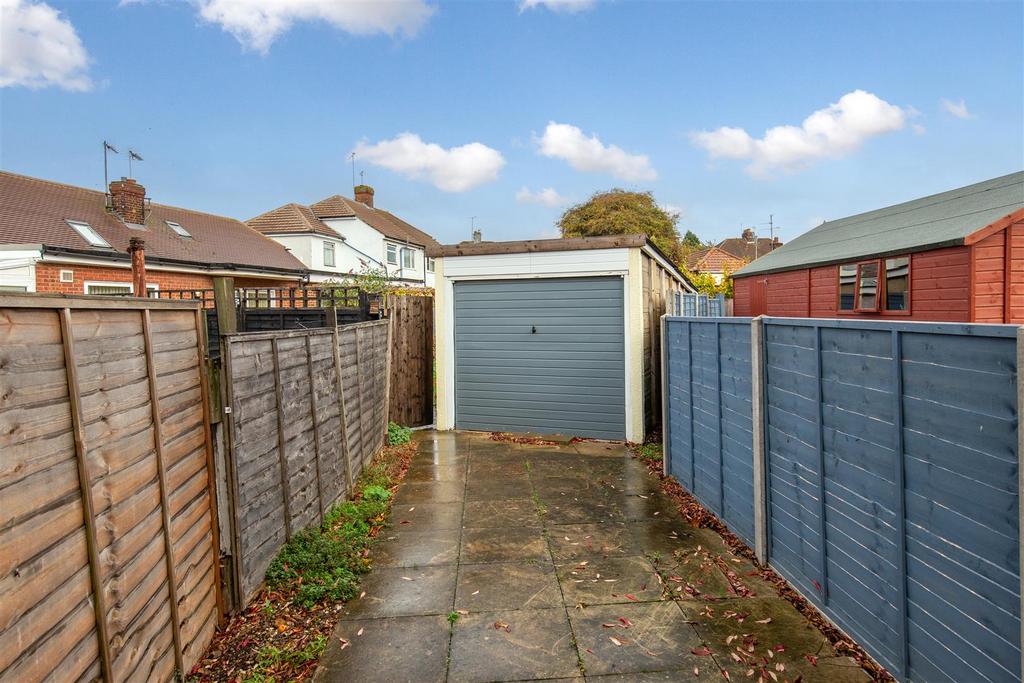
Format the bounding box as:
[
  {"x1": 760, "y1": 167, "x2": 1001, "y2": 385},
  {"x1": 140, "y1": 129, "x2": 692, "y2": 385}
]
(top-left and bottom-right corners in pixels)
[{"x1": 734, "y1": 171, "x2": 1024, "y2": 277}]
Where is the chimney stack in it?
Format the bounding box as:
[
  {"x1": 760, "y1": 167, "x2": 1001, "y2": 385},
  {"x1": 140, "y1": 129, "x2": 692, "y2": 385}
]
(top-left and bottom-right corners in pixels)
[
  {"x1": 109, "y1": 177, "x2": 147, "y2": 225},
  {"x1": 354, "y1": 184, "x2": 374, "y2": 208},
  {"x1": 128, "y1": 237, "x2": 146, "y2": 295},
  {"x1": 741, "y1": 227, "x2": 755, "y2": 241}
]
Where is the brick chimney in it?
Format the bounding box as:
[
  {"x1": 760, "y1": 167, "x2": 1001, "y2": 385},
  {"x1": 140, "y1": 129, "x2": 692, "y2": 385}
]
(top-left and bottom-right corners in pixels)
[
  {"x1": 109, "y1": 177, "x2": 146, "y2": 225},
  {"x1": 354, "y1": 184, "x2": 374, "y2": 208},
  {"x1": 128, "y1": 237, "x2": 146, "y2": 295},
  {"x1": 741, "y1": 227, "x2": 755, "y2": 241}
]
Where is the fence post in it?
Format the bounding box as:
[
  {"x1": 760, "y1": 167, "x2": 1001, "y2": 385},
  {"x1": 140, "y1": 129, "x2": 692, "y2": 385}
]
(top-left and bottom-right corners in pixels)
[
  {"x1": 1017, "y1": 326, "x2": 1024, "y2": 683},
  {"x1": 213, "y1": 276, "x2": 236, "y2": 335},
  {"x1": 58, "y1": 308, "x2": 114, "y2": 683},
  {"x1": 219, "y1": 336, "x2": 244, "y2": 609},
  {"x1": 660, "y1": 314, "x2": 670, "y2": 478},
  {"x1": 751, "y1": 316, "x2": 768, "y2": 565}
]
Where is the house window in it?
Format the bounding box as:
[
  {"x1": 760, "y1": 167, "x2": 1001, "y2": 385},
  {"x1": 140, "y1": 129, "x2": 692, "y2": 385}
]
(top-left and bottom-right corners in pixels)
[
  {"x1": 402, "y1": 247, "x2": 415, "y2": 269},
  {"x1": 884, "y1": 257, "x2": 910, "y2": 311},
  {"x1": 60, "y1": 270, "x2": 74, "y2": 283},
  {"x1": 165, "y1": 220, "x2": 192, "y2": 238},
  {"x1": 85, "y1": 282, "x2": 159, "y2": 296},
  {"x1": 323, "y1": 241, "x2": 336, "y2": 267},
  {"x1": 856, "y1": 261, "x2": 879, "y2": 311},
  {"x1": 426, "y1": 257, "x2": 435, "y2": 273},
  {"x1": 66, "y1": 219, "x2": 110, "y2": 248},
  {"x1": 386, "y1": 243, "x2": 398, "y2": 266},
  {"x1": 838, "y1": 264, "x2": 857, "y2": 310}
]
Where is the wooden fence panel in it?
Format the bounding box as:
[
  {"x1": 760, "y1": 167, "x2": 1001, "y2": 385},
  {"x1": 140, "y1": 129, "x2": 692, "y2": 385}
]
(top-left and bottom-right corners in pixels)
[
  {"x1": 223, "y1": 320, "x2": 390, "y2": 604},
  {"x1": 0, "y1": 295, "x2": 220, "y2": 683},
  {"x1": 386, "y1": 294, "x2": 434, "y2": 427}
]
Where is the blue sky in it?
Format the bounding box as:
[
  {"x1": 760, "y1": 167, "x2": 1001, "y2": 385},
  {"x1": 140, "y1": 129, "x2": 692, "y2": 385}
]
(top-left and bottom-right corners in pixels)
[{"x1": 1, "y1": 0, "x2": 1021, "y2": 246}]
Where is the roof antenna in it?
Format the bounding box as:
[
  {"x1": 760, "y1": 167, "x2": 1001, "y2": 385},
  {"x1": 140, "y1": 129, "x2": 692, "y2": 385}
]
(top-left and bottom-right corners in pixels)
[
  {"x1": 359, "y1": 170, "x2": 365, "y2": 186},
  {"x1": 350, "y1": 152, "x2": 356, "y2": 188},
  {"x1": 103, "y1": 140, "x2": 119, "y2": 190},
  {"x1": 128, "y1": 149, "x2": 143, "y2": 178}
]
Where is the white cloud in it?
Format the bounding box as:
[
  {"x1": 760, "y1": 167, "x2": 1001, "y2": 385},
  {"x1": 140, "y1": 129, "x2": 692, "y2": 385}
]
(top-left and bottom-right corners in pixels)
[
  {"x1": 354, "y1": 133, "x2": 505, "y2": 192},
  {"x1": 516, "y1": 187, "x2": 569, "y2": 207},
  {"x1": 941, "y1": 97, "x2": 972, "y2": 120},
  {"x1": 691, "y1": 90, "x2": 909, "y2": 178},
  {"x1": 0, "y1": 0, "x2": 91, "y2": 91},
  {"x1": 519, "y1": 0, "x2": 596, "y2": 13},
  {"x1": 194, "y1": 0, "x2": 435, "y2": 53},
  {"x1": 660, "y1": 203, "x2": 684, "y2": 218},
  {"x1": 536, "y1": 121, "x2": 657, "y2": 181}
]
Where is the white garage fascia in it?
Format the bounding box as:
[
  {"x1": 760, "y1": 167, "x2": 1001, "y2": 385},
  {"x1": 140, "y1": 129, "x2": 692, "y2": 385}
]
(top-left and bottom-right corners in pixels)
[{"x1": 435, "y1": 247, "x2": 643, "y2": 441}]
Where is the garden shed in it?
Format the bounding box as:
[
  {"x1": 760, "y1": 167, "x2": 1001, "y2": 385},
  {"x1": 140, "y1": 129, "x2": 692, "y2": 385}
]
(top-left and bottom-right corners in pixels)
[{"x1": 429, "y1": 234, "x2": 694, "y2": 441}]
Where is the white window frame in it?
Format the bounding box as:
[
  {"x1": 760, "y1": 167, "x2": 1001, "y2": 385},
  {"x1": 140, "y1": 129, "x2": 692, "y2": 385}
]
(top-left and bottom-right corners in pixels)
[
  {"x1": 59, "y1": 269, "x2": 74, "y2": 283},
  {"x1": 401, "y1": 247, "x2": 415, "y2": 269},
  {"x1": 426, "y1": 257, "x2": 435, "y2": 273},
  {"x1": 66, "y1": 219, "x2": 111, "y2": 248},
  {"x1": 84, "y1": 281, "x2": 159, "y2": 296},
  {"x1": 386, "y1": 243, "x2": 398, "y2": 266},
  {"x1": 165, "y1": 220, "x2": 192, "y2": 238},
  {"x1": 323, "y1": 240, "x2": 336, "y2": 267}
]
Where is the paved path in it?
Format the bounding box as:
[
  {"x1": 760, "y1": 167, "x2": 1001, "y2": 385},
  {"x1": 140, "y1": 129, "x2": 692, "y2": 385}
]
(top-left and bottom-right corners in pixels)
[{"x1": 316, "y1": 431, "x2": 868, "y2": 683}]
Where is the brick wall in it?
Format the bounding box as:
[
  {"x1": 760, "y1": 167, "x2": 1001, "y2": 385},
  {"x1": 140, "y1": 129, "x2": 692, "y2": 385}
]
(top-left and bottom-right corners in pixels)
[{"x1": 36, "y1": 262, "x2": 214, "y2": 294}]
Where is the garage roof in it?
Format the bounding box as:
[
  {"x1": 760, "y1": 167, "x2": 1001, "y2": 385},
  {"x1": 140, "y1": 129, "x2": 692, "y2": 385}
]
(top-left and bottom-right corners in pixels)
[{"x1": 735, "y1": 171, "x2": 1024, "y2": 277}]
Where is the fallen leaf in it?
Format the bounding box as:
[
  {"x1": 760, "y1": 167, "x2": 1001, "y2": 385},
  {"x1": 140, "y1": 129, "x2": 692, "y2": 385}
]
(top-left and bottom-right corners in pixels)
[
  {"x1": 691, "y1": 646, "x2": 712, "y2": 656},
  {"x1": 338, "y1": 638, "x2": 350, "y2": 650},
  {"x1": 610, "y1": 636, "x2": 624, "y2": 646},
  {"x1": 401, "y1": 576, "x2": 413, "y2": 581},
  {"x1": 494, "y1": 620, "x2": 511, "y2": 633},
  {"x1": 601, "y1": 623, "x2": 619, "y2": 628},
  {"x1": 625, "y1": 594, "x2": 639, "y2": 602},
  {"x1": 755, "y1": 617, "x2": 772, "y2": 624},
  {"x1": 618, "y1": 617, "x2": 633, "y2": 627},
  {"x1": 356, "y1": 627, "x2": 364, "y2": 636},
  {"x1": 804, "y1": 654, "x2": 818, "y2": 667},
  {"x1": 472, "y1": 590, "x2": 480, "y2": 595}
]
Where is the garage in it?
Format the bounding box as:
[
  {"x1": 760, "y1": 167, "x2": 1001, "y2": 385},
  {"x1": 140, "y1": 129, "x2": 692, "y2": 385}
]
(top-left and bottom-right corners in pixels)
[
  {"x1": 454, "y1": 277, "x2": 626, "y2": 439},
  {"x1": 431, "y1": 234, "x2": 694, "y2": 442}
]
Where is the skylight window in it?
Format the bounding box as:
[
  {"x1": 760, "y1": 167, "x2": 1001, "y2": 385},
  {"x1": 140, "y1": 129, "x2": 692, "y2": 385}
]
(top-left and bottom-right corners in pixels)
[
  {"x1": 165, "y1": 220, "x2": 192, "y2": 238},
  {"x1": 66, "y1": 219, "x2": 110, "y2": 248}
]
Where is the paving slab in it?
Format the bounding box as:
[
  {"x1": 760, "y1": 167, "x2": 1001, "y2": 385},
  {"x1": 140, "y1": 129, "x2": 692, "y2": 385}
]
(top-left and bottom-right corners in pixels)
[
  {"x1": 392, "y1": 480, "x2": 466, "y2": 505},
  {"x1": 465, "y1": 477, "x2": 534, "y2": 501},
  {"x1": 339, "y1": 565, "x2": 457, "y2": 619},
  {"x1": 372, "y1": 528, "x2": 461, "y2": 567},
  {"x1": 449, "y1": 607, "x2": 581, "y2": 682},
  {"x1": 463, "y1": 498, "x2": 543, "y2": 528},
  {"x1": 570, "y1": 601, "x2": 707, "y2": 678},
  {"x1": 460, "y1": 526, "x2": 550, "y2": 563},
  {"x1": 455, "y1": 562, "x2": 563, "y2": 611},
  {"x1": 556, "y1": 556, "x2": 665, "y2": 606},
  {"x1": 571, "y1": 441, "x2": 630, "y2": 458},
  {"x1": 405, "y1": 464, "x2": 467, "y2": 483},
  {"x1": 389, "y1": 501, "x2": 463, "y2": 531},
  {"x1": 547, "y1": 523, "x2": 638, "y2": 561},
  {"x1": 316, "y1": 614, "x2": 449, "y2": 683}
]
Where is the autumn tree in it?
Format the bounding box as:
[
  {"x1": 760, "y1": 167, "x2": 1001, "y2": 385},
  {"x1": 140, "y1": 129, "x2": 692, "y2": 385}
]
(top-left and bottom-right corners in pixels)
[{"x1": 557, "y1": 189, "x2": 682, "y2": 262}]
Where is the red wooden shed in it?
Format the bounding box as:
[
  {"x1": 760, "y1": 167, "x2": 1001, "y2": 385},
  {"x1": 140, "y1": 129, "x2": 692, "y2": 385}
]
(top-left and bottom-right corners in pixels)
[{"x1": 732, "y1": 172, "x2": 1024, "y2": 322}]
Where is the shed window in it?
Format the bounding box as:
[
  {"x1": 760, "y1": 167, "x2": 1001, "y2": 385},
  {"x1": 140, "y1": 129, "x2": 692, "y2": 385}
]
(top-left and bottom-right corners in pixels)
[
  {"x1": 884, "y1": 257, "x2": 909, "y2": 311},
  {"x1": 66, "y1": 219, "x2": 110, "y2": 248},
  {"x1": 323, "y1": 240, "x2": 336, "y2": 267},
  {"x1": 856, "y1": 261, "x2": 879, "y2": 311},
  {"x1": 386, "y1": 243, "x2": 398, "y2": 265},
  {"x1": 838, "y1": 264, "x2": 857, "y2": 310}
]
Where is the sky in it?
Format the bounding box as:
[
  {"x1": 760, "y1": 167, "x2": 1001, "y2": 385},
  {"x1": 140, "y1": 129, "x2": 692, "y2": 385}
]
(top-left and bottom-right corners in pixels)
[{"x1": 1, "y1": 0, "x2": 1022, "y2": 247}]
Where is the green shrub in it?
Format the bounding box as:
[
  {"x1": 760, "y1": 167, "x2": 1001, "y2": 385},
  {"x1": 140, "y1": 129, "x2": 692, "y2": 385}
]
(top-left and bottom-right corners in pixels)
[
  {"x1": 362, "y1": 484, "x2": 391, "y2": 502},
  {"x1": 387, "y1": 421, "x2": 412, "y2": 445}
]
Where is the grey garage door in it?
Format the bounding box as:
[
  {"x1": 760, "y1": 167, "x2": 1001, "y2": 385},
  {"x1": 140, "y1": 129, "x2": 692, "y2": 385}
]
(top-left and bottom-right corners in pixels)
[{"x1": 454, "y1": 277, "x2": 626, "y2": 440}]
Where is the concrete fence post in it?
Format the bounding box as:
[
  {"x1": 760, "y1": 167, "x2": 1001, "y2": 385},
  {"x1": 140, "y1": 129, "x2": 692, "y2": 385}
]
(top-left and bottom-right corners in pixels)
[{"x1": 751, "y1": 316, "x2": 768, "y2": 565}]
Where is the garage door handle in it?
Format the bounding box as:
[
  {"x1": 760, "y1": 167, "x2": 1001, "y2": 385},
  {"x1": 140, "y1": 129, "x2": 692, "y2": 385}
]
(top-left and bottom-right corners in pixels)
[{"x1": 532, "y1": 325, "x2": 537, "y2": 334}]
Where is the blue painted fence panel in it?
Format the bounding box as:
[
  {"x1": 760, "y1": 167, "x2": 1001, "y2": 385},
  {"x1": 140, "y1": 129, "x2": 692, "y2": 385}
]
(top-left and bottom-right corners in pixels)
[
  {"x1": 663, "y1": 315, "x2": 1020, "y2": 682},
  {"x1": 664, "y1": 317, "x2": 755, "y2": 547}
]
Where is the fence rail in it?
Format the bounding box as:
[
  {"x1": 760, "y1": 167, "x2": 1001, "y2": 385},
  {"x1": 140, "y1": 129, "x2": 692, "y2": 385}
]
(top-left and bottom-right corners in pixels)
[
  {"x1": 0, "y1": 294, "x2": 221, "y2": 683},
  {"x1": 221, "y1": 319, "x2": 391, "y2": 603},
  {"x1": 662, "y1": 314, "x2": 1021, "y2": 683}
]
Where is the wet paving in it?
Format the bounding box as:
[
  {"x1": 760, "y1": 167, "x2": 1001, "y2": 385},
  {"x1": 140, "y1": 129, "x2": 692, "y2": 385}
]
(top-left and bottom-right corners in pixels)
[{"x1": 315, "y1": 431, "x2": 870, "y2": 683}]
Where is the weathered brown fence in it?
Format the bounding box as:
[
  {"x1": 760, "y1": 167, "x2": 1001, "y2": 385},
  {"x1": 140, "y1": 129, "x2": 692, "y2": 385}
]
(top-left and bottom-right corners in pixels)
[
  {"x1": 220, "y1": 319, "x2": 391, "y2": 603},
  {"x1": 386, "y1": 294, "x2": 434, "y2": 427},
  {"x1": 0, "y1": 294, "x2": 221, "y2": 683}
]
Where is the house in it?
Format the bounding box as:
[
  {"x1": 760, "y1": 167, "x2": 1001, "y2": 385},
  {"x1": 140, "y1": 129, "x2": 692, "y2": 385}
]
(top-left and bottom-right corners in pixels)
[
  {"x1": 731, "y1": 171, "x2": 1024, "y2": 321},
  {"x1": 717, "y1": 227, "x2": 781, "y2": 263},
  {"x1": 429, "y1": 234, "x2": 695, "y2": 442},
  {"x1": 248, "y1": 185, "x2": 440, "y2": 288},
  {"x1": 684, "y1": 245, "x2": 747, "y2": 283},
  {"x1": 0, "y1": 171, "x2": 307, "y2": 295}
]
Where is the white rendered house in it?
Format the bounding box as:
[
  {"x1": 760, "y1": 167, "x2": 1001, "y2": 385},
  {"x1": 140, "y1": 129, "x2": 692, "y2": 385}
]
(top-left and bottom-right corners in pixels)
[{"x1": 248, "y1": 185, "x2": 439, "y2": 288}]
